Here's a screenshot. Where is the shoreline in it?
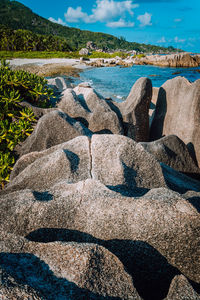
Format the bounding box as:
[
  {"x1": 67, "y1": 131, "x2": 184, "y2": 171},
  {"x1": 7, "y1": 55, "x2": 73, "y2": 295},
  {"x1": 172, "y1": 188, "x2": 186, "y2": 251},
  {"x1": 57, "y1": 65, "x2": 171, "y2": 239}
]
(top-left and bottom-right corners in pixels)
[{"x1": 9, "y1": 58, "x2": 90, "y2": 78}]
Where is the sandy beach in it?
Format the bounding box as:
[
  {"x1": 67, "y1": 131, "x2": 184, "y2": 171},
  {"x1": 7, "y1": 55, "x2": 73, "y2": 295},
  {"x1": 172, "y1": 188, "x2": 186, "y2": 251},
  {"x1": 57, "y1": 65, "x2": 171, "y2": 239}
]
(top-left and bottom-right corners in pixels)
[
  {"x1": 8, "y1": 58, "x2": 87, "y2": 68},
  {"x1": 8, "y1": 58, "x2": 91, "y2": 77}
]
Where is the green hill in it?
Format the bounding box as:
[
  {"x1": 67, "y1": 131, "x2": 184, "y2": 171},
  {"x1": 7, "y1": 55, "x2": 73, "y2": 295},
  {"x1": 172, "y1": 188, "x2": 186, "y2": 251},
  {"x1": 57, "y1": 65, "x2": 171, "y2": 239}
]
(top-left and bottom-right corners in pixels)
[{"x1": 0, "y1": 0, "x2": 177, "y2": 53}]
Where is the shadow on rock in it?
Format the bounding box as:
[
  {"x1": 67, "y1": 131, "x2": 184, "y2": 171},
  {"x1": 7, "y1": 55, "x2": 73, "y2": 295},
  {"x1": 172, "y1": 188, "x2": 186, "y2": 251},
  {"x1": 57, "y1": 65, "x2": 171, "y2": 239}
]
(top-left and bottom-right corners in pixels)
[
  {"x1": 33, "y1": 191, "x2": 53, "y2": 202},
  {"x1": 161, "y1": 163, "x2": 200, "y2": 194},
  {"x1": 187, "y1": 196, "x2": 200, "y2": 213},
  {"x1": 187, "y1": 142, "x2": 199, "y2": 167},
  {"x1": 75, "y1": 93, "x2": 92, "y2": 113},
  {"x1": 0, "y1": 252, "x2": 119, "y2": 300},
  {"x1": 63, "y1": 149, "x2": 80, "y2": 172},
  {"x1": 107, "y1": 161, "x2": 149, "y2": 197},
  {"x1": 150, "y1": 87, "x2": 167, "y2": 141},
  {"x1": 106, "y1": 185, "x2": 149, "y2": 197},
  {"x1": 26, "y1": 228, "x2": 184, "y2": 300}
]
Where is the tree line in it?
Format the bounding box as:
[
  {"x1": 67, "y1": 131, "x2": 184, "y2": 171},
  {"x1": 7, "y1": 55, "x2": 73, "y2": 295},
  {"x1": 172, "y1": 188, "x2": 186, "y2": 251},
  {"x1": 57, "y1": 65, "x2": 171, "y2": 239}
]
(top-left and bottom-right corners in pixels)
[{"x1": 0, "y1": 25, "x2": 72, "y2": 52}]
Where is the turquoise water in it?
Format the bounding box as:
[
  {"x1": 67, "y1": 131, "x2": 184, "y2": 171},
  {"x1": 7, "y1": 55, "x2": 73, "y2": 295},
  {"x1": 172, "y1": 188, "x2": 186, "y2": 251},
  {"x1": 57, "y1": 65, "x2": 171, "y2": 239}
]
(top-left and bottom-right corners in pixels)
[{"x1": 73, "y1": 65, "x2": 200, "y2": 101}]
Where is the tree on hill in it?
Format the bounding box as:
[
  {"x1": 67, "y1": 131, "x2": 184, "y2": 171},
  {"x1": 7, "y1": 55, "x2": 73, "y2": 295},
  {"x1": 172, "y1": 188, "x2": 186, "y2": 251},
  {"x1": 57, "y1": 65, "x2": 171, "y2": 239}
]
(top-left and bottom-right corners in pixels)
[{"x1": 0, "y1": 0, "x2": 179, "y2": 53}]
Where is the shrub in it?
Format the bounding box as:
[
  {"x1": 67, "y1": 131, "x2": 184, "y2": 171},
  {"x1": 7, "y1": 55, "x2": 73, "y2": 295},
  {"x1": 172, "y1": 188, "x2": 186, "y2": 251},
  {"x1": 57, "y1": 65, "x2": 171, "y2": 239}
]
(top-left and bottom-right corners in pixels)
[
  {"x1": 89, "y1": 51, "x2": 129, "y2": 59},
  {"x1": 0, "y1": 59, "x2": 54, "y2": 188}
]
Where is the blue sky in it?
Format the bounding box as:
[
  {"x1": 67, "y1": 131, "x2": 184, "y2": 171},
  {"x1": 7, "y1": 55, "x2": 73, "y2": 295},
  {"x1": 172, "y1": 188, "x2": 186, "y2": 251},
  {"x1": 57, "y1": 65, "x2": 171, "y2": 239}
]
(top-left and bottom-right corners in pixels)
[{"x1": 18, "y1": 0, "x2": 200, "y2": 52}]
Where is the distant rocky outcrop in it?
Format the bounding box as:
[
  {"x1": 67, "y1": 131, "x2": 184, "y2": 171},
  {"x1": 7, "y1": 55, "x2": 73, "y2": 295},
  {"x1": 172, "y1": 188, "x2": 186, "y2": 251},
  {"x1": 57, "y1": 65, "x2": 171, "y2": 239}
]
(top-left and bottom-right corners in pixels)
[
  {"x1": 86, "y1": 41, "x2": 97, "y2": 50},
  {"x1": 1, "y1": 75, "x2": 200, "y2": 299},
  {"x1": 150, "y1": 77, "x2": 200, "y2": 166},
  {"x1": 134, "y1": 53, "x2": 200, "y2": 67},
  {"x1": 88, "y1": 57, "x2": 134, "y2": 68},
  {"x1": 79, "y1": 48, "x2": 89, "y2": 55}
]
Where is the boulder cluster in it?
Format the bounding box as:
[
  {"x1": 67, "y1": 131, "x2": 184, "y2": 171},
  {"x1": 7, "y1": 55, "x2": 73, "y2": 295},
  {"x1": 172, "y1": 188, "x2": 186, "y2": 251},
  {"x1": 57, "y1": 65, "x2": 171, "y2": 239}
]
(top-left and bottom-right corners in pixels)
[
  {"x1": 134, "y1": 53, "x2": 200, "y2": 68},
  {"x1": 0, "y1": 76, "x2": 200, "y2": 299},
  {"x1": 78, "y1": 53, "x2": 200, "y2": 68}
]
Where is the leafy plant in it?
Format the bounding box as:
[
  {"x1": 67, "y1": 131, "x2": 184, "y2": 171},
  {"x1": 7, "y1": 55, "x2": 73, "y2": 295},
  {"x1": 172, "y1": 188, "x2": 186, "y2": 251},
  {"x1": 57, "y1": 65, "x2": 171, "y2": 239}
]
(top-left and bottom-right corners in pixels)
[{"x1": 0, "y1": 63, "x2": 54, "y2": 188}]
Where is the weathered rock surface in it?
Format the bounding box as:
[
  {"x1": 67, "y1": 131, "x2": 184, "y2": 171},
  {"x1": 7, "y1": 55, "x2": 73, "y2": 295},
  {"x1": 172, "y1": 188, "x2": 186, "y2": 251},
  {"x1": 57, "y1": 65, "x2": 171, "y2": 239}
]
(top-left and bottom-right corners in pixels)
[
  {"x1": 140, "y1": 135, "x2": 200, "y2": 180},
  {"x1": 90, "y1": 134, "x2": 166, "y2": 190},
  {"x1": 0, "y1": 232, "x2": 140, "y2": 299},
  {"x1": 1, "y1": 76, "x2": 200, "y2": 300},
  {"x1": 134, "y1": 53, "x2": 200, "y2": 67},
  {"x1": 47, "y1": 76, "x2": 71, "y2": 92},
  {"x1": 117, "y1": 77, "x2": 152, "y2": 142},
  {"x1": 0, "y1": 180, "x2": 200, "y2": 299},
  {"x1": 150, "y1": 77, "x2": 200, "y2": 166},
  {"x1": 0, "y1": 268, "x2": 43, "y2": 300},
  {"x1": 9, "y1": 136, "x2": 91, "y2": 191},
  {"x1": 165, "y1": 275, "x2": 200, "y2": 300},
  {"x1": 58, "y1": 84, "x2": 124, "y2": 135},
  {"x1": 17, "y1": 110, "x2": 92, "y2": 156},
  {"x1": 7, "y1": 134, "x2": 200, "y2": 193}
]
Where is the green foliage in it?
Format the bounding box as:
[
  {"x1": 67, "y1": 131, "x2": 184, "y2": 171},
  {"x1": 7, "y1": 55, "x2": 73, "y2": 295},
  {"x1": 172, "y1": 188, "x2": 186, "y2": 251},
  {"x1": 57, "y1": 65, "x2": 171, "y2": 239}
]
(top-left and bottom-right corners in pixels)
[
  {"x1": 0, "y1": 63, "x2": 54, "y2": 188},
  {"x1": 0, "y1": 50, "x2": 130, "y2": 60},
  {"x1": 133, "y1": 54, "x2": 146, "y2": 58},
  {"x1": 0, "y1": 25, "x2": 72, "y2": 52},
  {"x1": 0, "y1": 50, "x2": 81, "y2": 59},
  {"x1": 89, "y1": 51, "x2": 129, "y2": 59},
  {"x1": 1, "y1": 57, "x2": 9, "y2": 67},
  {"x1": 0, "y1": 1, "x2": 180, "y2": 53}
]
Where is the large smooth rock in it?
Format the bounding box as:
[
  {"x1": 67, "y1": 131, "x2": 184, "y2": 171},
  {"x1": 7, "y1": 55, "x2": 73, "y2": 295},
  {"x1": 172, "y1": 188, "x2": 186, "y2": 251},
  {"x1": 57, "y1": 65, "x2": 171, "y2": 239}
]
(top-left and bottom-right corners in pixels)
[
  {"x1": 117, "y1": 77, "x2": 152, "y2": 142},
  {"x1": 0, "y1": 180, "x2": 199, "y2": 299},
  {"x1": 91, "y1": 134, "x2": 166, "y2": 190},
  {"x1": 47, "y1": 76, "x2": 71, "y2": 92},
  {"x1": 140, "y1": 135, "x2": 200, "y2": 180},
  {"x1": 8, "y1": 136, "x2": 91, "y2": 191},
  {"x1": 58, "y1": 84, "x2": 124, "y2": 135},
  {"x1": 0, "y1": 232, "x2": 140, "y2": 300},
  {"x1": 17, "y1": 110, "x2": 92, "y2": 156},
  {"x1": 7, "y1": 135, "x2": 200, "y2": 193},
  {"x1": 150, "y1": 77, "x2": 200, "y2": 166}
]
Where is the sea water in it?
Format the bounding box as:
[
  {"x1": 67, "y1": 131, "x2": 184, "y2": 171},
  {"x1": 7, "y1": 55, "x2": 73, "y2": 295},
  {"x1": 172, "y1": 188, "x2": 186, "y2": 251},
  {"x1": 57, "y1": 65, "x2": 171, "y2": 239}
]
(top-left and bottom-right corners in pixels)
[{"x1": 72, "y1": 65, "x2": 200, "y2": 102}]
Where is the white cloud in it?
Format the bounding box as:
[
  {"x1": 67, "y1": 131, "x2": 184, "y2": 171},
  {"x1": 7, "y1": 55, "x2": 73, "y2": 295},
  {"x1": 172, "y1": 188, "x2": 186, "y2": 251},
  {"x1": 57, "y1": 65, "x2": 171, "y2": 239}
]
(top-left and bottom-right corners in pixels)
[
  {"x1": 107, "y1": 18, "x2": 135, "y2": 28},
  {"x1": 137, "y1": 12, "x2": 152, "y2": 27},
  {"x1": 157, "y1": 36, "x2": 166, "y2": 43},
  {"x1": 174, "y1": 18, "x2": 182, "y2": 22},
  {"x1": 64, "y1": 7, "x2": 89, "y2": 23},
  {"x1": 65, "y1": 0, "x2": 138, "y2": 24},
  {"x1": 48, "y1": 17, "x2": 67, "y2": 26},
  {"x1": 174, "y1": 36, "x2": 186, "y2": 43},
  {"x1": 90, "y1": 0, "x2": 138, "y2": 22}
]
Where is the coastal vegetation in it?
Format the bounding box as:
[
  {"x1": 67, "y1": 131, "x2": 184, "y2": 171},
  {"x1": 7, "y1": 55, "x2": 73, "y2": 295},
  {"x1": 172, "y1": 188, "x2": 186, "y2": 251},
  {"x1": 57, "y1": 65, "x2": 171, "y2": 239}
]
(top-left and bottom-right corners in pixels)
[
  {"x1": 0, "y1": 59, "x2": 53, "y2": 188},
  {"x1": 0, "y1": 0, "x2": 179, "y2": 54},
  {"x1": 0, "y1": 50, "x2": 131, "y2": 59}
]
